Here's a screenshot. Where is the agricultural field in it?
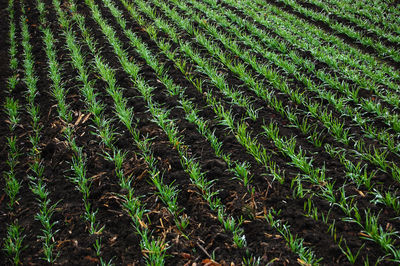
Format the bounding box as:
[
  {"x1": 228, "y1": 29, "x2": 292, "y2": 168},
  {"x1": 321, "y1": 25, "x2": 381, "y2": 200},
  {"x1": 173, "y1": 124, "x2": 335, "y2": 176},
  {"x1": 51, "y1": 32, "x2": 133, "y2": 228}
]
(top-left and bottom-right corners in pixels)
[{"x1": 1, "y1": 0, "x2": 400, "y2": 264}]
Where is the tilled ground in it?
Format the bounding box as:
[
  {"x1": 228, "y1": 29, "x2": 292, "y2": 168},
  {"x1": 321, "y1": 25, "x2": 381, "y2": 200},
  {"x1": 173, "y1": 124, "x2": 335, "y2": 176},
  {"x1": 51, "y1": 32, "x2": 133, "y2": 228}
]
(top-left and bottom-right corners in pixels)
[{"x1": 1, "y1": 0, "x2": 400, "y2": 265}]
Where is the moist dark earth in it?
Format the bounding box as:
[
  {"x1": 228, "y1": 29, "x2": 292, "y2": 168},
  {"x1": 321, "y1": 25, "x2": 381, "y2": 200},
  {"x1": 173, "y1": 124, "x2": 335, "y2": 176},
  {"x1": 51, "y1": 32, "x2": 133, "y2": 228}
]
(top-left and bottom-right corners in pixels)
[{"x1": 1, "y1": 0, "x2": 400, "y2": 265}]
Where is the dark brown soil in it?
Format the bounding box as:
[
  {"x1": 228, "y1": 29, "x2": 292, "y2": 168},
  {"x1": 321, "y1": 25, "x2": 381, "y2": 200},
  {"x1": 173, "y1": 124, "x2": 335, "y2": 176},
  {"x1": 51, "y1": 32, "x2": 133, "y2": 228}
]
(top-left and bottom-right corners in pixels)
[
  {"x1": 1, "y1": 0, "x2": 400, "y2": 265},
  {"x1": 265, "y1": 0, "x2": 400, "y2": 70}
]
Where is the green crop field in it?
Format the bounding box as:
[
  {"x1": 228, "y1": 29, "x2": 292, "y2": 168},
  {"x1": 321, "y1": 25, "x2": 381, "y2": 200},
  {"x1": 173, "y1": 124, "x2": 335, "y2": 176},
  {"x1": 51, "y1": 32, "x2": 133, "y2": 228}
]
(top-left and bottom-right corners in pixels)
[{"x1": 1, "y1": 0, "x2": 400, "y2": 264}]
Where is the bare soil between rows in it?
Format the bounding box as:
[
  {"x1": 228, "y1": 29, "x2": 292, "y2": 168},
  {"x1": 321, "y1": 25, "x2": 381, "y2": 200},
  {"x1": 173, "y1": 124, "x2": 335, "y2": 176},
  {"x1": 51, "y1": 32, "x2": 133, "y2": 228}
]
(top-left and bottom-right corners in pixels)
[{"x1": 1, "y1": 0, "x2": 399, "y2": 265}]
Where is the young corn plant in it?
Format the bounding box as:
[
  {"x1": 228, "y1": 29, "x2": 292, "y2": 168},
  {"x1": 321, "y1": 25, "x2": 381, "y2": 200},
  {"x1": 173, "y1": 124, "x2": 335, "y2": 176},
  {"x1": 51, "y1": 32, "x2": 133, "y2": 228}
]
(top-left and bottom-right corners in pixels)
[
  {"x1": 303, "y1": 197, "x2": 322, "y2": 222},
  {"x1": 337, "y1": 237, "x2": 365, "y2": 264},
  {"x1": 262, "y1": 122, "x2": 327, "y2": 185},
  {"x1": 302, "y1": 197, "x2": 363, "y2": 263}
]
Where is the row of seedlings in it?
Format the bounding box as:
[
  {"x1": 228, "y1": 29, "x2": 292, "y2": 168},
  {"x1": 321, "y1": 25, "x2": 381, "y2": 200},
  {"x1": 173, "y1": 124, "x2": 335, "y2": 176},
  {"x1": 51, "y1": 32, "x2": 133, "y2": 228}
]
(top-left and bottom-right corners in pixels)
[
  {"x1": 176, "y1": 0, "x2": 400, "y2": 147},
  {"x1": 126, "y1": 0, "x2": 400, "y2": 262},
  {"x1": 274, "y1": 0, "x2": 400, "y2": 63},
  {"x1": 239, "y1": 0, "x2": 400, "y2": 85},
  {"x1": 3, "y1": 0, "x2": 20, "y2": 212},
  {"x1": 162, "y1": 0, "x2": 400, "y2": 254},
  {"x1": 70, "y1": 0, "x2": 188, "y2": 240},
  {"x1": 53, "y1": 0, "x2": 169, "y2": 263},
  {"x1": 186, "y1": 0, "x2": 400, "y2": 236},
  {"x1": 324, "y1": 0, "x2": 400, "y2": 32},
  {"x1": 301, "y1": 0, "x2": 400, "y2": 44},
  {"x1": 184, "y1": 0, "x2": 378, "y2": 190},
  {"x1": 6, "y1": 0, "x2": 19, "y2": 95},
  {"x1": 35, "y1": 0, "x2": 109, "y2": 263},
  {"x1": 184, "y1": 0, "x2": 400, "y2": 207},
  {"x1": 2, "y1": 0, "x2": 24, "y2": 264},
  {"x1": 197, "y1": 0, "x2": 400, "y2": 125},
  {"x1": 5, "y1": 2, "x2": 48, "y2": 264},
  {"x1": 149, "y1": 0, "x2": 400, "y2": 213},
  {"x1": 162, "y1": 0, "x2": 400, "y2": 184},
  {"x1": 119, "y1": 0, "x2": 326, "y2": 263},
  {"x1": 23, "y1": 0, "x2": 74, "y2": 262},
  {"x1": 101, "y1": 0, "x2": 255, "y2": 193},
  {"x1": 261, "y1": 121, "x2": 400, "y2": 262},
  {"x1": 113, "y1": 2, "x2": 309, "y2": 263},
  {"x1": 79, "y1": 0, "x2": 259, "y2": 262},
  {"x1": 210, "y1": 0, "x2": 400, "y2": 169},
  {"x1": 100, "y1": 0, "x2": 300, "y2": 263}
]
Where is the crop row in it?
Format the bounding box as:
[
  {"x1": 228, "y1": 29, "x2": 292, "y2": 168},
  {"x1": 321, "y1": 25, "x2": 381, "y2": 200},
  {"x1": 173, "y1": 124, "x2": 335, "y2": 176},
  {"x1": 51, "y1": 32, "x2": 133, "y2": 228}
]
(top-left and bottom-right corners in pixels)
[{"x1": 1, "y1": 0, "x2": 400, "y2": 264}]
